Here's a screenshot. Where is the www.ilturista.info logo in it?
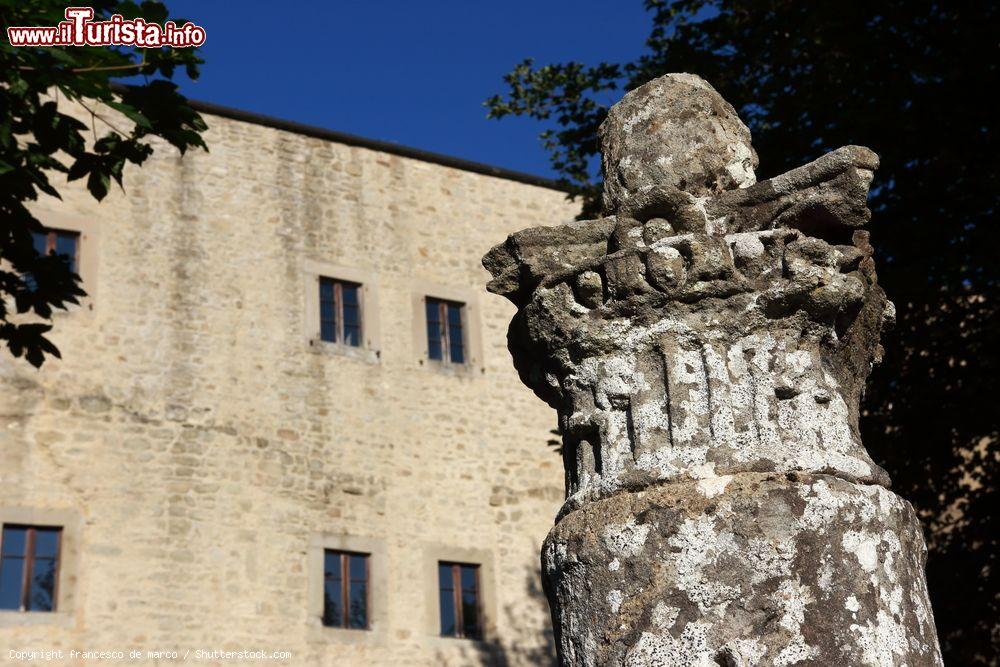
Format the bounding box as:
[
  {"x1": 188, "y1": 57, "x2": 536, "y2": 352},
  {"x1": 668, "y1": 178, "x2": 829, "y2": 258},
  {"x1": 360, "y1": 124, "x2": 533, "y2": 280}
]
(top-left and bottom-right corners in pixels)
[{"x1": 6, "y1": 7, "x2": 205, "y2": 48}]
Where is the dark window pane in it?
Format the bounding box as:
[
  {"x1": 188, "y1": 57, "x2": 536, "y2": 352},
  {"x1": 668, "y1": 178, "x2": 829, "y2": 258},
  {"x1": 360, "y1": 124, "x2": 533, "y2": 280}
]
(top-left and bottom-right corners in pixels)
[
  {"x1": 448, "y1": 324, "x2": 464, "y2": 364},
  {"x1": 439, "y1": 563, "x2": 453, "y2": 590},
  {"x1": 324, "y1": 552, "x2": 340, "y2": 579},
  {"x1": 348, "y1": 581, "x2": 367, "y2": 629},
  {"x1": 26, "y1": 233, "x2": 48, "y2": 292},
  {"x1": 0, "y1": 556, "x2": 24, "y2": 610},
  {"x1": 342, "y1": 284, "x2": 359, "y2": 306},
  {"x1": 426, "y1": 299, "x2": 441, "y2": 325},
  {"x1": 31, "y1": 232, "x2": 47, "y2": 257},
  {"x1": 319, "y1": 295, "x2": 335, "y2": 320},
  {"x1": 460, "y1": 565, "x2": 477, "y2": 591},
  {"x1": 319, "y1": 280, "x2": 365, "y2": 347},
  {"x1": 1, "y1": 527, "x2": 26, "y2": 556},
  {"x1": 439, "y1": 589, "x2": 456, "y2": 637},
  {"x1": 324, "y1": 551, "x2": 370, "y2": 630},
  {"x1": 447, "y1": 304, "x2": 465, "y2": 364},
  {"x1": 343, "y1": 327, "x2": 360, "y2": 347},
  {"x1": 27, "y1": 558, "x2": 56, "y2": 612},
  {"x1": 426, "y1": 300, "x2": 443, "y2": 360},
  {"x1": 319, "y1": 280, "x2": 335, "y2": 302},
  {"x1": 426, "y1": 300, "x2": 465, "y2": 364},
  {"x1": 319, "y1": 280, "x2": 337, "y2": 343},
  {"x1": 323, "y1": 579, "x2": 342, "y2": 627},
  {"x1": 33, "y1": 529, "x2": 60, "y2": 559},
  {"x1": 54, "y1": 234, "x2": 78, "y2": 273},
  {"x1": 348, "y1": 554, "x2": 366, "y2": 580},
  {"x1": 462, "y1": 590, "x2": 480, "y2": 639},
  {"x1": 343, "y1": 298, "x2": 361, "y2": 346},
  {"x1": 324, "y1": 551, "x2": 341, "y2": 579},
  {"x1": 341, "y1": 283, "x2": 361, "y2": 347},
  {"x1": 320, "y1": 320, "x2": 336, "y2": 343},
  {"x1": 427, "y1": 331, "x2": 442, "y2": 360},
  {"x1": 447, "y1": 303, "x2": 463, "y2": 327}
]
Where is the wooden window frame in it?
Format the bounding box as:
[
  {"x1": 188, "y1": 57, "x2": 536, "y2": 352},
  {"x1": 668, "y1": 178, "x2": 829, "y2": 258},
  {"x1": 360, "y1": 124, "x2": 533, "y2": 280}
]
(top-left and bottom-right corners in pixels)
[
  {"x1": 439, "y1": 561, "x2": 482, "y2": 640},
  {"x1": 426, "y1": 298, "x2": 466, "y2": 364},
  {"x1": 318, "y1": 277, "x2": 363, "y2": 347},
  {"x1": 322, "y1": 549, "x2": 369, "y2": 631},
  {"x1": 0, "y1": 524, "x2": 62, "y2": 613}
]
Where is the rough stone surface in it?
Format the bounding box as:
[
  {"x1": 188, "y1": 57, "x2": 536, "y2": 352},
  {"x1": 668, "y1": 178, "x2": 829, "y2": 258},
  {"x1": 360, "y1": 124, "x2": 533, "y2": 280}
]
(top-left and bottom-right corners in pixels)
[
  {"x1": 544, "y1": 474, "x2": 938, "y2": 666},
  {"x1": 484, "y1": 73, "x2": 943, "y2": 666},
  {"x1": 0, "y1": 100, "x2": 578, "y2": 665},
  {"x1": 599, "y1": 74, "x2": 758, "y2": 213}
]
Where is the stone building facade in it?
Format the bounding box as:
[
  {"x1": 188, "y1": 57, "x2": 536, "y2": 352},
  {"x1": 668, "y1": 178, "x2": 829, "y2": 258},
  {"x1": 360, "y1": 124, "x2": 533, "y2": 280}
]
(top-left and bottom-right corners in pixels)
[{"x1": 0, "y1": 101, "x2": 578, "y2": 665}]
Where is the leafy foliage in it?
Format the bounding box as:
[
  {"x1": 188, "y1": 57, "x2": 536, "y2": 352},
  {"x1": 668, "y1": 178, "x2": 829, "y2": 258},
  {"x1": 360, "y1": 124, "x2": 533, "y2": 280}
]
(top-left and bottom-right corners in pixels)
[
  {"x1": 1, "y1": 0, "x2": 207, "y2": 366},
  {"x1": 488, "y1": 2, "x2": 999, "y2": 662}
]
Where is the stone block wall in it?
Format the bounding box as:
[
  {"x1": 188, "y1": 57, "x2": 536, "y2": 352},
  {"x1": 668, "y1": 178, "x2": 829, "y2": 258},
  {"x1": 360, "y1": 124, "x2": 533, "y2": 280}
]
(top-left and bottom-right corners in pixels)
[{"x1": 0, "y1": 105, "x2": 578, "y2": 665}]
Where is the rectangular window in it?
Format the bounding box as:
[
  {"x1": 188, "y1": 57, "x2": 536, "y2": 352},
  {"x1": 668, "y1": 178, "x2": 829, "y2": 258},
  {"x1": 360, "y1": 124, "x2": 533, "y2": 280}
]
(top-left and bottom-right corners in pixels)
[
  {"x1": 31, "y1": 229, "x2": 79, "y2": 274},
  {"x1": 425, "y1": 298, "x2": 465, "y2": 364},
  {"x1": 323, "y1": 550, "x2": 368, "y2": 629},
  {"x1": 318, "y1": 278, "x2": 362, "y2": 347},
  {"x1": 438, "y1": 562, "x2": 481, "y2": 639},
  {"x1": 0, "y1": 525, "x2": 61, "y2": 612}
]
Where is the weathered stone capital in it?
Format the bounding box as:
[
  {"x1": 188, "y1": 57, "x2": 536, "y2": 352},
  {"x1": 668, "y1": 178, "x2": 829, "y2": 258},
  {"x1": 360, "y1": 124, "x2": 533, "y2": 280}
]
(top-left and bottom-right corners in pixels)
[
  {"x1": 485, "y1": 137, "x2": 892, "y2": 512},
  {"x1": 484, "y1": 73, "x2": 941, "y2": 666}
]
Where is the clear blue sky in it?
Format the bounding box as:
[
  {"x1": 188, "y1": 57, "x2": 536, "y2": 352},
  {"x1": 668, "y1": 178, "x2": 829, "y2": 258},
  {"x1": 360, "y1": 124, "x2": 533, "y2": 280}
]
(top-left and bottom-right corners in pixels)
[{"x1": 163, "y1": 1, "x2": 652, "y2": 178}]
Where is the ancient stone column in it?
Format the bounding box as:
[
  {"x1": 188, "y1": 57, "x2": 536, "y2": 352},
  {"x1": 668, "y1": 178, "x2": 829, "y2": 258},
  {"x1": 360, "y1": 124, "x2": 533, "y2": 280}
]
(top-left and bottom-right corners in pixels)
[{"x1": 483, "y1": 74, "x2": 942, "y2": 666}]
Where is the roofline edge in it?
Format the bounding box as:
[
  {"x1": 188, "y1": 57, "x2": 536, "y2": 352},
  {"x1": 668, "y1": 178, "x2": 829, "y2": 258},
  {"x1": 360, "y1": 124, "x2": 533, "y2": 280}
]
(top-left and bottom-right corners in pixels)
[{"x1": 148, "y1": 90, "x2": 572, "y2": 192}]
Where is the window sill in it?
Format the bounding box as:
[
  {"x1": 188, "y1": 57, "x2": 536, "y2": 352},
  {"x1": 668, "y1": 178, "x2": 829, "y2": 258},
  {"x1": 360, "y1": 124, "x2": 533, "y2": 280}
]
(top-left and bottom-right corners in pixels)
[
  {"x1": 51, "y1": 299, "x2": 95, "y2": 317},
  {"x1": 419, "y1": 358, "x2": 484, "y2": 377},
  {"x1": 426, "y1": 634, "x2": 494, "y2": 652},
  {"x1": 0, "y1": 610, "x2": 73, "y2": 628},
  {"x1": 308, "y1": 339, "x2": 380, "y2": 365},
  {"x1": 306, "y1": 620, "x2": 386, "y2": 646}
]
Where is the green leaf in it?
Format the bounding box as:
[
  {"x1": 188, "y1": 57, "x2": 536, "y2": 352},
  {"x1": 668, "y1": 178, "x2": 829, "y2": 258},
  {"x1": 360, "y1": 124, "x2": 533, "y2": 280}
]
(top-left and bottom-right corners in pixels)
[
  {"x1": 86, "y1": 169, "x2": 110, "y2": 201},
  {"x1": 67, "y1": 156, "x2": 92, "y2": 182},
  {"x1": 106, "y1": 100, "x2": 153, "y2": 130}
]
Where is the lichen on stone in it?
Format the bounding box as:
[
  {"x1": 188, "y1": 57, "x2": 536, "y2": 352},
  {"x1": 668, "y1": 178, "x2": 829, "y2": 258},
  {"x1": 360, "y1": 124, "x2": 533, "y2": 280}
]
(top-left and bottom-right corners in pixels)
[{"x1": 484, "y1": 72, "x2": 942, "y2": 666}]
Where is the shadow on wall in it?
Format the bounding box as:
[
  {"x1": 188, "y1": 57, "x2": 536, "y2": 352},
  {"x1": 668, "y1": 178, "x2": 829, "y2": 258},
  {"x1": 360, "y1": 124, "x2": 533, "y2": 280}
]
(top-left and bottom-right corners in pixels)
[{"x1": 435, "y1": 565, "x2": 557, "y2": 667}]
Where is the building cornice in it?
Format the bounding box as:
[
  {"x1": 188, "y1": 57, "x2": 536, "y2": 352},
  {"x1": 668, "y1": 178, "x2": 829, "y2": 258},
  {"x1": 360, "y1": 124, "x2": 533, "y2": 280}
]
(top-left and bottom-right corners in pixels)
[{"x1": 182, "y1": 96, "x2": 571, "y2": 193}]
